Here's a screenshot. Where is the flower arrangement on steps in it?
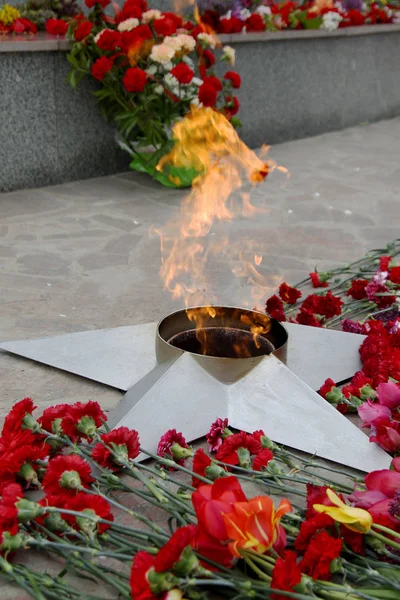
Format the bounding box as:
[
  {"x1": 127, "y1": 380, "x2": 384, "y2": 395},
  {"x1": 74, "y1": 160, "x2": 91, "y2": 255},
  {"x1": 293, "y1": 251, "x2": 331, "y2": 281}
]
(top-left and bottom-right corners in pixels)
[
  {"x1": 1, "y1": 396, "x2": 400, "y2": 599},
  {"x1": 65, "y1": 1, "x2": 242, "y2": 188}
]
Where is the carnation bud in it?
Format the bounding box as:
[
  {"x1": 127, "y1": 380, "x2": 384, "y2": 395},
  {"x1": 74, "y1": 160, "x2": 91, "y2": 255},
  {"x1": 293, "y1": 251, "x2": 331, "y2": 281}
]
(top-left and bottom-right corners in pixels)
[
  {"x1": 365, "y1": 536, "x2": 386, "y2": 553},
  {"x1": 222, "y1": 427, "x2": 232, "y2": 438},
  {"x1": 0, "y1": 532, "x2": 26, "y2": 552},
  {"x1": 205, "y1": 463, "x2": 226, "y2": 481},
  {"x1": 237, "y1": 447, "x2": 251, "y2": 469},
  {"x1": 148, "y1": 570, "x2": 180, "y2": 594},
  {"x1": 60, "y1": 469, "x2": 82, "y2": 490},
  {"x1": 173, "y1": 546, "x2": 200, "y2": 576},
  {"x1": 76, "y1": 509, "x2": 98, "y2": 537},
  {"x1": 170, "y1": 443, "x2": 193, "y2": 461},
  {"x1": 51, "y1": 417, "x2": 63, "y2": 435},
  {"x1": 109, "y1": 442, "x2": 129, "y2": 465},
  {"x1": 329, "y1": 558, "x2": 343, "y2": 574},
  {"x1": 260, "y1": 435, "x2": 277, "y2": 450},
  {"x1": 266, "y1": 459, "x2": 285, "y2": 475},
  {"x1": 325, "y1": 387, "x2": 344, "y2": 404},
  {"x1": 360, "y1": 384, "x2": 377, "y2": 401},
  {"x1": 76, "y1": 415, "x2": 97, "y2": 437},
  {"x1": 22, "y1": 413, "x2": 40, "y2": 432},
  {"x1": 44, "y1": 513, "x2": 69, "y2": 533},
  {"x1": 18, "y1": 462, "x2": 39, "y2": 486},
  {"x1": 16, "y1": 499, "x2": 45, "y2": 523}
]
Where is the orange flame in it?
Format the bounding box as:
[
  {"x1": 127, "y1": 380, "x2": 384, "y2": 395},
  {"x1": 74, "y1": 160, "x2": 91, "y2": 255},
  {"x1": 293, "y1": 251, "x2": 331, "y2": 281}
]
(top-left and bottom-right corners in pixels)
[{"x1": 155, "y1": 107, "x2": 286, "y2": 356}]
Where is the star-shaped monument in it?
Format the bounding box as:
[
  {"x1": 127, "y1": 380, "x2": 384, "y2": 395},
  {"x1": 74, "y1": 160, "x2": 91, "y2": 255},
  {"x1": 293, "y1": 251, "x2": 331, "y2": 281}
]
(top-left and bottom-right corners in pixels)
[{"x1": 0, "y1": 308, "x2": 390, "y2": 473}]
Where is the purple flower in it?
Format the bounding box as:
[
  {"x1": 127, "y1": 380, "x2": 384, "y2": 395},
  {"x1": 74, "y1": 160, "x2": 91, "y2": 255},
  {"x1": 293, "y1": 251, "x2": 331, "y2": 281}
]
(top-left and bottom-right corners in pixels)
[
  {"x1": 342, "y1": 319, "x2": 364, "y2": 334},
  {"x1": 342, "y1": 0, "x2": 363, "y2": 10}
]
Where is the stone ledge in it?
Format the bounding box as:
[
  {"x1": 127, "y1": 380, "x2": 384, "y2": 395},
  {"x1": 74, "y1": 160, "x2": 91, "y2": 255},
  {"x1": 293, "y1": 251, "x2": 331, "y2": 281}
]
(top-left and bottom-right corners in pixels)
[{"x1": 1, "y1": 23, "x2": 400, "y2": 52}]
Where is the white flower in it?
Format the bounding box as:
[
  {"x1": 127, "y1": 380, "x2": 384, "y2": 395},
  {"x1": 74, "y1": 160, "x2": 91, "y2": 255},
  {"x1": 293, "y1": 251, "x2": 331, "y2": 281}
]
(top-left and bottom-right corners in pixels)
[
  {"x1": 256, "y1": 5, "x2": 271, "y2": 16},
  {"x1": 182, "y1": 55, "x2": 194, "y2": 67},
  {"x1": 150, "y1": 43, "x2": 176, "y2": 64},
  {"x1": 191, "y1": 97, "x2": 203, "y2": 108},
  {"x1": 164, "y1": 73, "x2": 179, "y2": 89},
  {"x1": 321, "y1": 11, "x2": 342, "y2": 31},
  {"x1": 222, "y1": 45, "x2": 235, "y2": 66},
  {"x1": 373, "y1": 271, "x2": 389, "y2": 285},
  {"x1": 240, "y1": 8, "x2": 251, "y2": 20},
  {"x1": 222, "y1": 10, "x2": 232, "y2": 19},
  {"x1": 198, "y1": 32, "x2": 217, "y2": 49},
  {"x1": 142, "y1": 9, "x2": 162, "y2": 23},
  {"x1": 175, "y1": 33, "x2": 196, "y2": 52},
  {"x1": 146, "y1": 64, "x2": 158, "y2": 75},
  {"x1": 192, "y1": 77, "x2": 203, "y2": 87},
  {"x1": 154, "y1": 85, "x2": 164, "y2": 95},
  {"x1": 164, "y1": 36, "x2": 183, "y2": 52},
  {"x1": 117, "y1": 18, "x2": 139, "y2": 32}
]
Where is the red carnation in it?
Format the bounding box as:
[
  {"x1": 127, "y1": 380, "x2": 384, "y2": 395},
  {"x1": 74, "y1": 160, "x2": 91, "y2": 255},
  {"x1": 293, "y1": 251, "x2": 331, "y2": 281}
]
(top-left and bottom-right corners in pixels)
[
  {"x1": 310, "y1": 272, "x2": 329, "y2": 288},
  {"x1": 85, "y1": 0, "x2": 110, "y2": 7},
  {"x1": 270, "y1": 309, "x2": 287, "y2": 321},
  {"x1": 294, "y1": 513, "x2": 334, "y2": 551},
  {"x1": 216, "y1": 431, "x2": 262, "y2": 466},
  {"x1": 318, "y1": 378, "x2": 336, "y2": 399},
  {"x1": 170, "y1": 62, "x2": 194, "y2": 85},
  {"x1": 271, "y1": 550, "x2": 302, "y2": 600},
  {"x1": 346, "y1": 279, "x2": 369, "y2": 300},
  {"x1": 192, "y1": 448, "x2": 212, "y2": 488},
  {"x1": 380, "y1": 255, "x2": 392, "y2": 271},
  {"x1": 0, "y1": 483, "x2": 23, "y2": 535},
  {"x1": 96, "y1": 29, "x2": 122, "y2": 52},
  {"x1": 91, "y1": 56, "x2": 114, "y2": 81},
  {"x1": 266, "y1": 295, "x2": 284, "y2": 314},
  {"x1": 223, "y1": 71, "x2": 241, "y2": 89},
  {"x1": 253, "y1": 448, "x2": 274, "y2": 471},
  {"x1": 45, "y1": 18, "x2": 68, "y2": 36},
  {"x1": 153, "y1": 13, "x2": 181, "y2": 37},
  {"x1": 11, "y1": 18, "x2": 37, "y2": 34},
  {"x1": 369, "y1": 417, "x2": 400, "y2": 453},
  {"x1": 1, "y1": 398, "x2": 36, "y2": 439},
  {"x1": 130, "y1": 551, "x2": 156, "y2": 600},
  {"x1": 157, "y1": 429, "x2": 191, "y2": 467},
  {"x1": 154, "y1": 524, "x2": 197, "y2": 572},
  {"x1": 38, "y1": 404, "x2": 69, "y2": 435},
  {"x1": 318, "y1": 291, "x2": 344, "y2": 319},
  {"x1": 279, "y1": 282, "x2": 301, "y2": 305},
  {"x1": 202, "y1": 49, "x2": 215, "y2": 68},
  {"x1": 123, "y1": 67, "x2": 147, "y2": 93},
  {"x1": 300, "y1": 531, "x2": 342, "y2": 581},
  {"x1": 42, "y1": 455, "x2": 94, "y2": 496},
  {"x1": 218, "y1": 16, "x2": 242, "y2": 34},
  {"x1": 117, "y1": 0, "x2": 147, "y2": 23},
  {"x1": 62, "y1": 401, "x2": 107, "y2": 441},
  {"x1": 296, "y1": 309, "x2": 322, "y2": 328},
  {"x1": 245, "y1": 13, "x2": 266, "y2": 32},
  {"x1": 198, "y1": 82, "x2": 218, "y2": 107},
  {"x1": 91, "y1": 426, "x2": 140, "y2": 471},
  {"x1": 66, "y1": 492, "x2": 113, "y2": 534},
  {"x1": 346, "y1": 9, "x2": 365, "y2": 26},
  {"x1": 390, "y1": 266, "x2": 400, "y2": 284},
  {"x1": 224, "y1": 95, "x2": 240, "y2": 119},
  {"x1": 203, "y1": 75, "x2": 222, "y2": 92},
  {"x1": 206, "y1": 417, "x2": 229, "y2": 452},
  {"x1": 74, "y1": 20, "x2": 93, "y2": 42}
]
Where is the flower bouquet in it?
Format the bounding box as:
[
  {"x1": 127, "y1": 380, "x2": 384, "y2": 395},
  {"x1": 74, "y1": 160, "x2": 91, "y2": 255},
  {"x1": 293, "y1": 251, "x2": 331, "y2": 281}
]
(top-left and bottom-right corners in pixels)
[
  {"x1": 66, "y1": 1, "x2": 242, "y2": 188},
  {"x1": 1, "y1": 397, "x2": 400, "y2": 599}
]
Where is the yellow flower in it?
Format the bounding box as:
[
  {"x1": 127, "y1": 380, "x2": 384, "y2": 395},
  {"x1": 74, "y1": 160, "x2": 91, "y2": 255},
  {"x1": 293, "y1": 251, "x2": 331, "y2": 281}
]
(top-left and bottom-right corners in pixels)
[
  {"x1": 0, "y1": 4, "x2": 20, "y2": 26},
  {"x1": 313, "y1": 488, "x2": 372, "y2": 533}
]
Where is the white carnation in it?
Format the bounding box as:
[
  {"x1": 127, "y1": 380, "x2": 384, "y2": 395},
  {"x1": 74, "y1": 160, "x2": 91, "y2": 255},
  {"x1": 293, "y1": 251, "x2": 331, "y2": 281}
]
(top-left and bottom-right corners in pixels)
[
  {"x1": 256, "y1": 5, "x2": 271, "y2": 16},
  {"x1": 154, "y1": 85, "x2": 164, "y2": 95},
  {"x1": 117, "y1": 18, "x2": 139, "y2": 32},
  {"x1": 222, "y1": 45, "x2": 235, "y2": 66},
  {"x1": 175, "y1": 33, "x2": 196, "y2": 52},
  {"x1": 142, "y1": 9, "x2": 162, "y2": 23},
  {"x1": 322, "y1": 11, "x2": 342, "y2": 31},
  {"x1": 150, "y1": 43, "x2": 176, "y2": 64},
  {"x1": 240, "y1": 8, "x2": 251, "y2": 20},
  {"x1": 164, "y1": 36, "x2": 183, "y2": 51},
  {"x1": 198, "y1": 32, "x2": 217, "y2": 49}
]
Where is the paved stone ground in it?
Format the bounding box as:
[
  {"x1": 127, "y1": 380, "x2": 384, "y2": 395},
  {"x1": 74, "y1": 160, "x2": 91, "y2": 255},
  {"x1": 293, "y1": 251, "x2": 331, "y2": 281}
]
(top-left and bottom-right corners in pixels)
[{"x1": 1, "y1": 117, "x2": 400, "y2": 598}]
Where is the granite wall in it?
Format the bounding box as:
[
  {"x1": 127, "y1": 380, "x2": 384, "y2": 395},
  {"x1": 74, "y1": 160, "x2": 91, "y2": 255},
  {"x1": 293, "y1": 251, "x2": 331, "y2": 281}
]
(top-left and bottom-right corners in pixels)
[{"x1": 1, "y1": 28, "x2": 400, "y2": 192}]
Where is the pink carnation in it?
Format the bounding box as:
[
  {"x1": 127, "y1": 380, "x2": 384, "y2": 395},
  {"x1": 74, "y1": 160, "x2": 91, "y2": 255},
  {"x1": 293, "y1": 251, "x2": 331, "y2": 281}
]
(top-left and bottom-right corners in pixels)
[
  {"x1": 206, "y1": 417, "x2": 229, "y2": 452},
  {"x1": 157, "y1": 429, "x2": 189, "y2": 466}
]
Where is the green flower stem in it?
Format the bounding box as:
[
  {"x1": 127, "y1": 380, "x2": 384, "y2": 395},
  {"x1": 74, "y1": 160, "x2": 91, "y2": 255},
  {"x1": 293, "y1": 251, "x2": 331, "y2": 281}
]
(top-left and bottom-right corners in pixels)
[
  {"x1": 372, "y1": 523, "x2": 400, "y2": 540},
  {"x1": 241, "y1": 554, "x2": 272, "y2": 583},
  {"x1": 0, "y1": 557, "x2": 46, "y2": 600},
  {"x1": 138, "y1": 460, "x2": 197, "y2": 492},
  {"x1": 368, "y1": 530, "x2": 400, "y2": 551},
  {"x1": 27, "y1": 538, "x2": 132, "y2": 561},
  {"x1": 138, "y1": 448, "x2": 213, "y2": 485}
]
